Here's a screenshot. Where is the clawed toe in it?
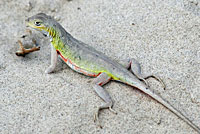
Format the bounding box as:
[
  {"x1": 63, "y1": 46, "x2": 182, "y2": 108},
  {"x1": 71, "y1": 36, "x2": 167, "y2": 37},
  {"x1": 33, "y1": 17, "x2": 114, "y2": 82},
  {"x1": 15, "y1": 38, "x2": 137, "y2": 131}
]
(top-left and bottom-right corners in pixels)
[
  {"x1": 109, "y1": 106, "x2": 117, "y2": 114},
  {"x1": 94, "y1": 110, "x2": 102, "y2": 128},
  {"x1": 93, "y1": 110, "x2": 99, "y2": 123},
  {"x1": 141, "y1": 78, "x2": 150, "y2": 88}
]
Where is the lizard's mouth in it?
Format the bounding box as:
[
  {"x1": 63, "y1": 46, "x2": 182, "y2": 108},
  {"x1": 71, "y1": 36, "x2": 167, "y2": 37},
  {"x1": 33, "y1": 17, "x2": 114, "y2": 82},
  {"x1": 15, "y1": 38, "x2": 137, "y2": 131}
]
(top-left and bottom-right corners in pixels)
[
  {"x1": 25, "y1": 22, "x2": 42, "y2": 32},
  {"x1": 25, "y1": 18, "x2": 43, "y2": 31}
]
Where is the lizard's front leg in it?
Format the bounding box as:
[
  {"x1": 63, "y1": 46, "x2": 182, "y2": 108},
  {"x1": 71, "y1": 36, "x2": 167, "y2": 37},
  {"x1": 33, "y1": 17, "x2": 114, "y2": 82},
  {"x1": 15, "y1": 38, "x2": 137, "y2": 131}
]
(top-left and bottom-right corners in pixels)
[
  {"x1": 92, "y1": 72, "x2": 117, "y2": 127},
  {"x1": 119, "y1": 58, "x2": 165, "y2": 89},
  {"x1": 45, "y1": 44, "x2": 58, "y2": 74}
]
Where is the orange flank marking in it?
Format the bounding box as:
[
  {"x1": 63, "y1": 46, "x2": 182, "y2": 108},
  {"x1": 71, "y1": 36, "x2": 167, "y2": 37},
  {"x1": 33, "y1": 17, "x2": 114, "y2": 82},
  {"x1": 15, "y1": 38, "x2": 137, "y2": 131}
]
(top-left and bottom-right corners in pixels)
[
  {"x1": 56, "y1": 50, "x2": 101, "y2": 77},
  {"x1": 57, "y1": 50, "x2": 67, "y2": 62}
]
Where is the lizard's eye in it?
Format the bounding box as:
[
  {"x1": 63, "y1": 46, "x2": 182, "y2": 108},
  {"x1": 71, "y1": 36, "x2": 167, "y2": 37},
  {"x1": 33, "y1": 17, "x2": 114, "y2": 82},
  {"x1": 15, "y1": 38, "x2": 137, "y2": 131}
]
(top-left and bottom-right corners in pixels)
[{"x1": 34, "y1": 21, "x2": 41, "y2": 26}]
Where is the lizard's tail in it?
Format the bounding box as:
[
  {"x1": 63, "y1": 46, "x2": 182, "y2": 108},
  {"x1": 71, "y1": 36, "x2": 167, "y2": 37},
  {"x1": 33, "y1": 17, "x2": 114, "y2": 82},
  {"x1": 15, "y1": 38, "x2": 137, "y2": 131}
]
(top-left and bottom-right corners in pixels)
[{"x1": 129, "y1": 80, "x2": 200, "y2": 133}]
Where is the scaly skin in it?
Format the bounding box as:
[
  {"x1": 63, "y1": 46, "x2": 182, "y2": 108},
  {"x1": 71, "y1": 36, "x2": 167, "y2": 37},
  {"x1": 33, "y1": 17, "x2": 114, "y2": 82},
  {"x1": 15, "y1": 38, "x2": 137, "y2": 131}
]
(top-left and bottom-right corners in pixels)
[{"x1": 26, "y1": 13, "x2": 200, "y2": 133}]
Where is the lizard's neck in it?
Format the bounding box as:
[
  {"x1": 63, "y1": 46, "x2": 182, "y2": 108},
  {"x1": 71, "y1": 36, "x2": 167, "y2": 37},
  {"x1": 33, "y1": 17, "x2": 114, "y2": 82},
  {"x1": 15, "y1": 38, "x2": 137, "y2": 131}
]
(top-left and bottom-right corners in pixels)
[
  {"x1": 46, "y1": 27, "x2": 64, "y2": 50},
  {"x1": 46, "y1": 26, "x2": 73, "y2": 59}
]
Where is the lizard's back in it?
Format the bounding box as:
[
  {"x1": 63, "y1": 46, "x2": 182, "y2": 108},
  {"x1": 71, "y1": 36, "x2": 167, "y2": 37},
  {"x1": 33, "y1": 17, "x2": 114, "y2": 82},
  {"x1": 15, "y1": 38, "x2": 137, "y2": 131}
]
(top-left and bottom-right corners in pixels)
[{"x1": 59, "y1": 29, "x2": 134, "y2": 82}]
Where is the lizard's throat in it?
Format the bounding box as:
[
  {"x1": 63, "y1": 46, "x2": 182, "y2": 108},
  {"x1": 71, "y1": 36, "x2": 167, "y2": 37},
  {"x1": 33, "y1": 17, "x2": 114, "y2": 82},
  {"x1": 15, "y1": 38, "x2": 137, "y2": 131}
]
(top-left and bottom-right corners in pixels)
[{"x1": 45, "y1": 27, "x2": 58, "y2": 42}]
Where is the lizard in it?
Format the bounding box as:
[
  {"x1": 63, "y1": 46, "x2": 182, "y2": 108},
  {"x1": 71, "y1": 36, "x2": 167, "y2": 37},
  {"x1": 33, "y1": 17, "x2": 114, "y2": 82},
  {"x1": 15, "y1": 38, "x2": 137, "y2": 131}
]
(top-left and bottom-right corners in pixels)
[{"x1": 26, "y1": 13, "x2": 200, "y2": 133}]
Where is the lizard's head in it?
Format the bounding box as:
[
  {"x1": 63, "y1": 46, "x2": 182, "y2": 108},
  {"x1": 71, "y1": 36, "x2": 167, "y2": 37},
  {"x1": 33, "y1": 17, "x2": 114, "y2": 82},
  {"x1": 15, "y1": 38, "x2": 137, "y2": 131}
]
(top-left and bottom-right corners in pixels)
[{"x1": 26, "y1": 13, "x2": 52, "y2": 32}]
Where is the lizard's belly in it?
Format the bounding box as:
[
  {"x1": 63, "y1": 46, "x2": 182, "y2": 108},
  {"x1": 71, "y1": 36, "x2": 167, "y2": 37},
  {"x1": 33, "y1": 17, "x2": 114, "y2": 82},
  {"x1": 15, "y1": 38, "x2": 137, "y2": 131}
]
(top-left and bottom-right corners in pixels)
[
  {"x1": 65, "y1": 58, "x2": 101, "y2": 77},
  {"x1": 57, "y1": 50, "x2": 100, "y2": 77}
]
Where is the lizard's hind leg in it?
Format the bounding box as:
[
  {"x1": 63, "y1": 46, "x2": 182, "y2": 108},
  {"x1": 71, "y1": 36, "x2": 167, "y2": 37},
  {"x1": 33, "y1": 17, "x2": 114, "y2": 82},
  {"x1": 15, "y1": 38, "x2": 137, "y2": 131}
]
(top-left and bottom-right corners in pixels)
[
  {"x1": 119, "y1": 58, "x2": 165, "y2": 89},
  {"x1": 92, "y1": 72, "x2": 117, "y2": 127}
]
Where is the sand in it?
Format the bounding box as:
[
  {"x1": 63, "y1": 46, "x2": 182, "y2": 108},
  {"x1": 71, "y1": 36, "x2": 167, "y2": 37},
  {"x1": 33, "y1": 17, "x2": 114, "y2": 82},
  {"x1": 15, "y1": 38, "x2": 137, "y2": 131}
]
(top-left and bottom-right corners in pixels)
[{"x1": 0, "y1": 0, "x2": 200, "y2": 133}]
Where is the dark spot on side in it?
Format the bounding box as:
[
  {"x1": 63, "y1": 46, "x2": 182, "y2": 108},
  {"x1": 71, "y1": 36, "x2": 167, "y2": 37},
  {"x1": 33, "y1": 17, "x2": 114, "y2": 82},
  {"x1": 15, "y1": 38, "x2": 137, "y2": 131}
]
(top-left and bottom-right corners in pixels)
[
  {"x1": 77, "y1": 7, "x2": 81, "y2": 10},
  {"x1": 132, "y1": 23, "x2": 135, "y2": 25}
]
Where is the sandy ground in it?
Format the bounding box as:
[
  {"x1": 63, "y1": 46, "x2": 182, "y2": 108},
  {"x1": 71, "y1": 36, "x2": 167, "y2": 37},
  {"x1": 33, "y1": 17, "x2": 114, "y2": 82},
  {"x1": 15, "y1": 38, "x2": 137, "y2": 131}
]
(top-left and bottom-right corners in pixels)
[{"x1": 0, "y1": 0, "x2": 200, "y2": 134}]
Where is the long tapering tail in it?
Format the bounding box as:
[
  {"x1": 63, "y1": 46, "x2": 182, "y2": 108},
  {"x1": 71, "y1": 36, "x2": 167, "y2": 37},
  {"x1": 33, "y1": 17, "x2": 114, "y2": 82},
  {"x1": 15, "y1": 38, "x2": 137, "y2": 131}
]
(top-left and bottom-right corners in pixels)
[{"x1": 129, "y1": 79, "x2": 200, "y2": 133}]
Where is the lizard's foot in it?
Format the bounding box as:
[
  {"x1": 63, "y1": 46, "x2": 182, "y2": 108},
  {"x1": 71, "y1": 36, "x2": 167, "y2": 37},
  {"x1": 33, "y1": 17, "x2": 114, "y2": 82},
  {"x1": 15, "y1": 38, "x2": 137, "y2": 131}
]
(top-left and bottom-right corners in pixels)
[
  {"x1": 45, "y1": 66, "x2": 56, "y2": 74},
  {"x1": 94, "y1": 102, "x2": 117, "y2": 128}
]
